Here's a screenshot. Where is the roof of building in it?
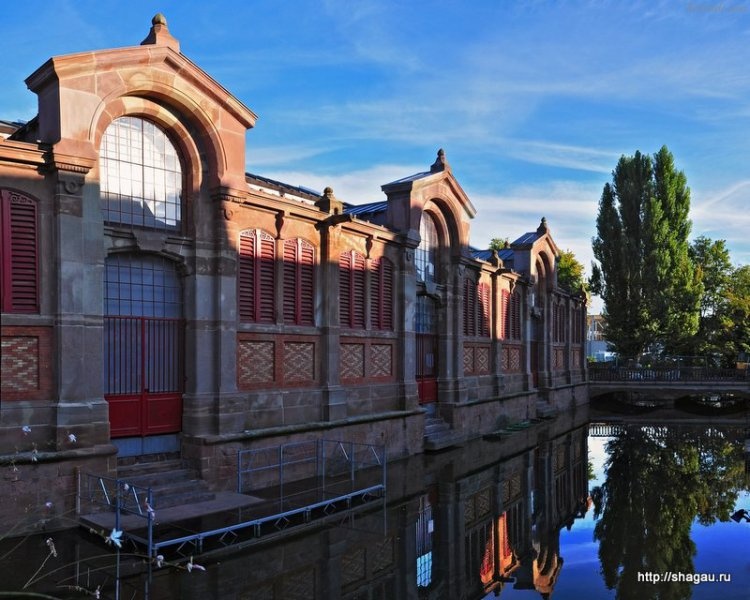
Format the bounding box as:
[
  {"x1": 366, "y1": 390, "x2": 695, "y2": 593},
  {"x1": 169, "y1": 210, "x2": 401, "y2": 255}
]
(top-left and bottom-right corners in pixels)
[
  {"x1": 343, "y1": 201, "x2": 388, "y2": 217},
  {"x1": 245, "y1": 172, "x2": 321, "y2": 203}
]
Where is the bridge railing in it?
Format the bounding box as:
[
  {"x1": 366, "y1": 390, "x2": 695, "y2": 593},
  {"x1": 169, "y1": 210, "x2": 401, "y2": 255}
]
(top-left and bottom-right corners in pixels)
[{"x1": 588, "y1": 366, "x2": 749, "y2": 383}]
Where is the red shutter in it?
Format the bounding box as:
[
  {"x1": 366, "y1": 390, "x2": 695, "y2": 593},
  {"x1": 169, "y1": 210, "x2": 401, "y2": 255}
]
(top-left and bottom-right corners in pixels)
[
  {"x1": 284, "y1": 239, "x2": 314, "y2": 326},
  {"x1": 238, "y1": 229, "x2": 275, "y2": 323},
  {"x1": 339, "y1": 251, "x2": 352, "y2": 327},
  {"x1": 512, "y1": 292, "x2": 521, "y2": 340},
  {"x1": 501, "y1": 290, "x2": 510, "y2": 340},
  {"x1": 258, "y1": 232, "x2": 275, "y2": 323},
  {"x1": 299, "y1": 240, "x2": 315, "y2": 326},
  {"x1": 463, "y1": 278, "x2": 477, "y2": 337},
  {"x1": 381, "y1": 257, "x2": 393, "y2": 330},
  {"x1": 352, "y1": 252, "x2": 366, "y2": 329},
  {"x1": 463, "y1": 278, "x2": 469, "y2": 336},
  {"x1": 1, "y1": 191, "x2": 38, "y2": 313},
  {"x1": 479, "y1": 283, "x2": 490, "y2": 337},
  {"x1": 370, "y1": 257, "x2": 381, "y2": 329},
  {"x1": 283, "y1": 239, "x2": 297, "y2": 323},
  {"x1": 238, "y1": 232, "x2": 255, "y2": 321}
]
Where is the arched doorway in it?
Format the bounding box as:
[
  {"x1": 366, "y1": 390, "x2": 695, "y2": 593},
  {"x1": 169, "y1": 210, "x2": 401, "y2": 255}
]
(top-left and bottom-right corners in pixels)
[
  {"x1": 103, "y1": 253, "x2": 183, "y2": 439},
  {"x1": 415, "y1": 211, "x2": 443, "y2": 410}
]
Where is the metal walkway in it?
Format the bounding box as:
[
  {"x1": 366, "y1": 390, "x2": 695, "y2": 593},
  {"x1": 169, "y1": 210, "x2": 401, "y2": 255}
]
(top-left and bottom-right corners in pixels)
[{"x1": 78, "y1": 439, "x2": 386, "y2": 558}]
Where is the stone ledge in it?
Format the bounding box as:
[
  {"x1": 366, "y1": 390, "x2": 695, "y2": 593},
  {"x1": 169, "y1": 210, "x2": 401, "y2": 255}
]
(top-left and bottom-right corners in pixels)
[{"x1": 188, "y1": 409, "x2": 425, "y2": 446}]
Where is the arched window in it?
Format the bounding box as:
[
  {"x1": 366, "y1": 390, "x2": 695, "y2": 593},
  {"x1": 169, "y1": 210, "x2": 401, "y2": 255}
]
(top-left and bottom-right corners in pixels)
[
  {"x1": 415, "y1": 213, "x2": 439, "y2": 284},
  {"x1": 100, "y1": 116, "x2": 182, "y2": 231},
  {"x1": 283, "y1": 238, "x2": 315, "y2": 326},
  {"x1": 239, "y1": 229, "x2": 275, "y2": 323}
]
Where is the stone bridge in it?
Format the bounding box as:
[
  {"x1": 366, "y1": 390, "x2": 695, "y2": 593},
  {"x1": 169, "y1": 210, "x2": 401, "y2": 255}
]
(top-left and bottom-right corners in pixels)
[{"x1": 588, "y1": 366, "x2": 750, "y2": 399}]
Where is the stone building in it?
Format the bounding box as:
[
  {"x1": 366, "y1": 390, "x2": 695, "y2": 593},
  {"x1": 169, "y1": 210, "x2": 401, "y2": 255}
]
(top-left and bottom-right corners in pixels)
[{"x1": 0, "y1": 15, "x2": 587, "y2": 532}]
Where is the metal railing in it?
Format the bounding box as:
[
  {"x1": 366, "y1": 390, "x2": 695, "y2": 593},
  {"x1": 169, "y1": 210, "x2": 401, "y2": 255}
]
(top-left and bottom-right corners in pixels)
[
  {"x1": 80, "y1": 440, "x2": 386, "y2": 559},
  {"x1": 78, "y1": 473, "x2": 155, "y2": 553},
  {"x1": 589, "y1": 366, "x2": 749, "y2": 383},
  {"x1": 238, "y1": 439, "x2": 386, "y2": 496}
]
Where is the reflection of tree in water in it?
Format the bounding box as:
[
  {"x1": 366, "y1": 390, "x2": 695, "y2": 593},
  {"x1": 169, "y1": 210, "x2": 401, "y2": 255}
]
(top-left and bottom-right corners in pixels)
[{"x1": 590, "y1": 425, "x2": 745, "y2": 600}]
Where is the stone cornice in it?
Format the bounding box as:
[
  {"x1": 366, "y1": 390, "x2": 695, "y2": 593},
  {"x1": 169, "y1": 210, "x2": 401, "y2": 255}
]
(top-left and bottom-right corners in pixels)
[{"x1": 0, "y1": 139, "x2": 47, "y2": 169}]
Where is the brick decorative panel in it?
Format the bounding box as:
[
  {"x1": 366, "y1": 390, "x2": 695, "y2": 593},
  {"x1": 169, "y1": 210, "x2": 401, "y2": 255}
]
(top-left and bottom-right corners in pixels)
[
  {"x1": 340, "y1": 343, "x2": 365, "y2": 379},
  {"x1": 509, "y1": 347, "x2": 521, "y2": 371},
  {"x1": 1, "y1": 336, "x2": 38, "y2": 391},
  {"x1": 555, "y1": 445, "x2": 566, "y2": 473},
  {"x1": 553, "y1": 347, "x2": 565, "y2": 370},
  {"x1": 341, "y1": 547, "x2": 366, "y2": 586},
  {"x1": 502, "y1": 480, "x2": 511, "y2": 503},
  {"x1": 502, "y1": 347, "x2": 509, "y2": 371},
  {"x1": 283, "y1": 342, "x2": 315, "y2": 382},
  {"x1": 573, "y1": 439, "x2": 582, "y2": 461},
  {"x1": 241, "y1": 583, "x2": 272, "y2": 600},
  {"x1": 463, "y1": 346, "x2": 474, "y2": 374},
  {"x1": 475, "y1": 346, "x2": 490, "y2": 374},
  {"x1": 238, "y1": 340, "x2": 274, "y2": 386},
  {"x1": 476, "y1": 488, "x2": 491, "y2": 518},
  {"x1": 572, "y1": 348, "x2": 581, "y2": 367},
  {"x1": 0, "y1": 327, "x2": 52, "y2": 400},
  {"x1": 464, "y1": 497, "x2": 475, "y2": 524},
  {"x1": 282, "y1": 567, "x2": 315, "y2": 600},
  {"x1": 510, "y1": 472, "x2": 521, "y2": 499},
  {"x1": 371, "y1": 537, "x2": 394, "y2": 573},
  {"x1": 370, "y1": 344, "x2": 392, "y2": 377}
]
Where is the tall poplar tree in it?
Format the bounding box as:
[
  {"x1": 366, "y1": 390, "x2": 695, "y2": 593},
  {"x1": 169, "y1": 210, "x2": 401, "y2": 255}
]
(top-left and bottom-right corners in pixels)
[{"x1": 590, "y1": 146, "x2": 700, "y2": 357}]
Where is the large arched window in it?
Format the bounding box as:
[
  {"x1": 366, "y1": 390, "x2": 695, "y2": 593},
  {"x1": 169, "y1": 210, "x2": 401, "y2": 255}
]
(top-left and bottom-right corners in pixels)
[
  {"x1": 100, "y1": 116, "x2": 182, "y2": 231},
  {"x1": 415, "y1": 213, "x2": 439, "y2": 284}
]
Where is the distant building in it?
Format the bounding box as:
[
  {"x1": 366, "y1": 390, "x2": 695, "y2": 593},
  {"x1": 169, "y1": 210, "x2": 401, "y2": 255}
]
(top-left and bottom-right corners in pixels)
[
  {"x1": 586, "y1": 314, "x2": 613, "y2": 361},
  {"x1": 0, "y1": 15, "x2": 588, "y2": 532}
]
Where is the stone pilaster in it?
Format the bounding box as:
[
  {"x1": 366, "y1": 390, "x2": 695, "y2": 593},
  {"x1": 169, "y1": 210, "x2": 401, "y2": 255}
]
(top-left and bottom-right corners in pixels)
[{"x1": 52, "y1": 167, "x2": 109, "y2": 447}]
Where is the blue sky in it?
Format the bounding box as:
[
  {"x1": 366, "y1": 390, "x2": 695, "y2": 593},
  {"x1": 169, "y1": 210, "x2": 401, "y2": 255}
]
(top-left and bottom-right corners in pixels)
[{"x1": 1, "y1": 1, "x2": 748, "y2": 312}]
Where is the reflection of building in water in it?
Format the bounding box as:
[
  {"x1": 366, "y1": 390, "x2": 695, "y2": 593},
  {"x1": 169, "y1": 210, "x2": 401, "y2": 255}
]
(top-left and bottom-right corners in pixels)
[
  {"x1": 414, "y1": 423, "x2": 590, "y2": 600},
  {"x1": 1, "y1": 420, "x2": 590, "y2": 598}
]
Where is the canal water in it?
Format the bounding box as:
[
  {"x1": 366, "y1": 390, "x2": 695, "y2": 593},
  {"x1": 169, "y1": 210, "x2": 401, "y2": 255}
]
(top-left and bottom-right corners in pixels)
[{"x1": 1, "y1": 409, "x2": 748, "y2": 599}]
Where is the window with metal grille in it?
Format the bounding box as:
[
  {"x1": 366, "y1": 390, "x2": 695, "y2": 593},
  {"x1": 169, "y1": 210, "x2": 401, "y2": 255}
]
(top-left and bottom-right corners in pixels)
[
  {"x1": 104, "y1": 253, "x2": 182, "y2": 318},
  {"x1": 1, "y1": 190, "x2": 38, "y2": 313},
  {"x1": 370, "y1": 256, "x2": 394, "y2": 330},
  {"x1": 239, "y1": 229, "x2": 276, "y2": 323},
  {"x1": 100, "y1": 116, "x2": 182, "y2": 231},
  {"x1": 339, "y1": 249, "x2": 366, "y2": 329},
  {"x1": 103, "y1": 253, "x2": 183, "y2": 396},
  {"x1": 415, "y1": 213, "x2": 439, "y2": 284},
  {"x1": 283, "y1": 238, "x2": 315, "y2": 326}
]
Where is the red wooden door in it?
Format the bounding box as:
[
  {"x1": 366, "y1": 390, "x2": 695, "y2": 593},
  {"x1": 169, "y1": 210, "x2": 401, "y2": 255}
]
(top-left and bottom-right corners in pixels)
[
  {"x1": 416, "y1": 332, "x2": 438, "y2": 404},
  {"x1": 104, "y1": 316, "x2": 183, "y2": 437}
]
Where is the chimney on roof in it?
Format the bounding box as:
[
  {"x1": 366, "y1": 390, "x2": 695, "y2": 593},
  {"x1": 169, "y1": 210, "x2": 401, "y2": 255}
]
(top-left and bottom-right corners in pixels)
[
  {"x1": 537, "y1": 216, "x2": 549, "y2": 235},
  {"x1": 141, "y1": 13, "x2": 180, "y2": 52}
]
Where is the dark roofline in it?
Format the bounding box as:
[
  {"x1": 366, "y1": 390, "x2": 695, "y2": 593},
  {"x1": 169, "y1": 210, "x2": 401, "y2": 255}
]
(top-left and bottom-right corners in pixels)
[
  {"x1": 343, "y1": 200, "x2": 388, "y2": 217},
  {"x1": 246, "y1": 172, "x2": 321, "y2": 201}
]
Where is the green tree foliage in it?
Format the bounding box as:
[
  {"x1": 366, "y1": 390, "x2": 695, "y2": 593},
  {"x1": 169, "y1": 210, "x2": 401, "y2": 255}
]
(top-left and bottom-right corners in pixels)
[
  {"x1": 688, "y1": 236, "x2": 733, "y2": 357},
  {"x1": 590, "y1": 146, "x2": 701, "y2": 357},
  {"x1": 591, "y1": 425, "x2": 745, "y2": 600},
  {"x1": 489, "y1": 237, "x2": 510, "y2": 251},
  {"x1": 556, "y1": 249, "x2": 586, "y2": 293},
  {"x1": 722, "y1": 265, "x2": 750, "y2": 364}
]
